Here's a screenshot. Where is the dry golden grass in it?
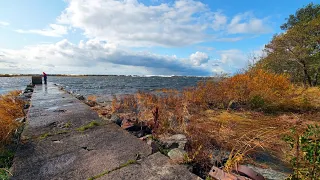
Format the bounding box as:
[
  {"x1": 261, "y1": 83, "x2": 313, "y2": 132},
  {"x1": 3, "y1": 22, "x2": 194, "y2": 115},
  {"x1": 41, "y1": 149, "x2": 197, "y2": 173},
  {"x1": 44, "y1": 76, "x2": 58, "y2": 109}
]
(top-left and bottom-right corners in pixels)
[
  {"x1": 190, "y1": 110, "x2": 292, "y2": 166},
  {"x1": 0, "y1": 91, "x2": 24, "y2": 148}
]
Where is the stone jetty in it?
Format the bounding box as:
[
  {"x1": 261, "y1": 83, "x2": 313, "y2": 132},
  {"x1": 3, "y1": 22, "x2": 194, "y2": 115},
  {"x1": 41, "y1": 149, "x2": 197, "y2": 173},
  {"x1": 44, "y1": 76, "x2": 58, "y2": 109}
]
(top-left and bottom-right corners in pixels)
[{"x1": 11, "y1": 83, "x2": 199, "y2": 180}]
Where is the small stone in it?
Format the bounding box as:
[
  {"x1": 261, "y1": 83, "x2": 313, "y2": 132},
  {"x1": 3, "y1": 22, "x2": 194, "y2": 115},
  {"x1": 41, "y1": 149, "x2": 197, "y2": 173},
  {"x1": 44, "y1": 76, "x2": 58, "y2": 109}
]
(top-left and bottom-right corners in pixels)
[
  {"x1": 110, "y1": 114, "x2": 122, "y2": 126},
  {"x1": 24, "y1": 104, "x2": 30, "y2": 109},
  {"x1": 106, "y1": 114, "x2": 112, "y2": 119},
  {"x1": 168, "y1": 148, "x2": 187, "y2": 163},
  {"x1": 25, "y1": 87, "x2": 34, "y2": 92},
  {"x1": 76, "y1": 94, "x2": 85, "y2": 101}
]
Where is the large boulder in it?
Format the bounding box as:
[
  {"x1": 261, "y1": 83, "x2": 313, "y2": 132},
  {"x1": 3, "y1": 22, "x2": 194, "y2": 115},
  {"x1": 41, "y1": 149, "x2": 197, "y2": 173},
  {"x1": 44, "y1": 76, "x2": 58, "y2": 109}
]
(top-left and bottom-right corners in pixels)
[
  {"x1": 168, "y1": 148, "x2": 187, "y2": 163},
  {"x1": 159, "y1": 134, "x2": 188, "y2": 149}
]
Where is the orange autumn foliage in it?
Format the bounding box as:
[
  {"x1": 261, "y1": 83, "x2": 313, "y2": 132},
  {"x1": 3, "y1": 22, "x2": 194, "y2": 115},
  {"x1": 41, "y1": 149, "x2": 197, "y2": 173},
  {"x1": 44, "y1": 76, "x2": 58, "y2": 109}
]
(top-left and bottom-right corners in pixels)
[
  {"x1": 0, "y1": 91, "x2": 24, "y2": 147},
  {"x1": 200, "y1": 69, "x2": 292, "y2": 109}
]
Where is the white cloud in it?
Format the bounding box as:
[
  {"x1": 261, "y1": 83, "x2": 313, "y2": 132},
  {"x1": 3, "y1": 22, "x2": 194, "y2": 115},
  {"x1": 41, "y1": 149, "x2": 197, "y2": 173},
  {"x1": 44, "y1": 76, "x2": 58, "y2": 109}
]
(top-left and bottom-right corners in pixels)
[
  {"x1": 212, "y1": 47, "x2": 266, "y2": 73},
  {"x1": 0, "y1": 39, "x2": 211, "y2": 75},
  {"x1": 211, "y1": 11, "x2": 227, "y2": 31},
  {"x1": 190, "y1": 51, "x2": 209, "y2": 66},
  {"x1": 227, "y1": 12, "x2": 271, "y2": 34},
  {"x1": 15, "y1": 24, "x2": 68, "y2": 37},
  {"x1": 56, "y1": 0, "x2": 209, "y2": 47},
  {"x1": 219, "y1": 49, "x2": 247, "y2": 67},
  {"x1": 54, "y1": 0, "x2": 271, "y2": 47},
  {"x1": 0, "y1": 21, "x2": 9, "y2": 26}
]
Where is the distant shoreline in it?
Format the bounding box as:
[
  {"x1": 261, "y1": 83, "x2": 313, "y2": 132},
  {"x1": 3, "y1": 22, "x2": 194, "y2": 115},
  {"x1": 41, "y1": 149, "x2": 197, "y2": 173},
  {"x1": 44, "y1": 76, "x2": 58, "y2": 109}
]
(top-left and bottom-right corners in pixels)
[{"x1": 0, "y1": 74, "x2": 212, "y2": 78}]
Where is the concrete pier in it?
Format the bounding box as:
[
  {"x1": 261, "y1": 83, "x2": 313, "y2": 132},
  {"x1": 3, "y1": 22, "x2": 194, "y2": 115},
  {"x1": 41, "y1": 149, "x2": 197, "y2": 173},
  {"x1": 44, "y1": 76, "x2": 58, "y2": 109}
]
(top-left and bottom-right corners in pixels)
[{"x1": 11, "y1": 83, "x2": 199, "y2": 180}]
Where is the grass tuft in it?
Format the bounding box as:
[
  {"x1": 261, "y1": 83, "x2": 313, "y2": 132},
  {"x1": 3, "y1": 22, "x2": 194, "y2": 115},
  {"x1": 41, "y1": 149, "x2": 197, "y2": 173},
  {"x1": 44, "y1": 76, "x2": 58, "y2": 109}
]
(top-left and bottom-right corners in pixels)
[
  {"x1": 39, "y1": 130, "x2": 70, "y2": 140},
  {"x1": 64, "y1": 122, "x2": 72, "y2": 128},
  {"x1": 77, "y1": 121, "x2": 100, "y2": 132},
  {"x1": 39, "y1": 133, "x2": 52, "y2": 140}
]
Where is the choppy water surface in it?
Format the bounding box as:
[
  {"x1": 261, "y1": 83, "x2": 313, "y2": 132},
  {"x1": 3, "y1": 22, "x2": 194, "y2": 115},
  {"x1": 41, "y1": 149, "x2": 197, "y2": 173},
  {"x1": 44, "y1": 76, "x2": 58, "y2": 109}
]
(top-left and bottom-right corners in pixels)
[
  {"x1": 0, "y1": 76, "x2": 31, "y2": 94},
  {"x1": 0, "y1": 76, "x2": 207, "y2": 101}
]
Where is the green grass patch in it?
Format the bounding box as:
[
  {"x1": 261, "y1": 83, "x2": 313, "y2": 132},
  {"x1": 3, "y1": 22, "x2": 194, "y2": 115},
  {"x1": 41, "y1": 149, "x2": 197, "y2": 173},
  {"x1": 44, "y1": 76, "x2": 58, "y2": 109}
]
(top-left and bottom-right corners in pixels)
[
  {"x1": 39, "y1": 133, "x2": 52, "y2": 140},
  {"x1": 0, "y1": 149, "x2": 14, "y2": 180},
  {"x1": 88, "y1": 159, "x2": 136, "y2": 180},
  {"x1": 39, "y1": 130, "x2": 71, "y2": 140},
  {"x1": 0, "y1": 168, "x2": 10, "y2": 180},
  {"x1": 88, "y1": 170, "x2": 109, "y2": 180},
  {"x1": 64, "y1": 122, "x2": 72, "y2": 128},
  {"x1": 77, "y1": 121, "x2": 100, "y2": 132}
]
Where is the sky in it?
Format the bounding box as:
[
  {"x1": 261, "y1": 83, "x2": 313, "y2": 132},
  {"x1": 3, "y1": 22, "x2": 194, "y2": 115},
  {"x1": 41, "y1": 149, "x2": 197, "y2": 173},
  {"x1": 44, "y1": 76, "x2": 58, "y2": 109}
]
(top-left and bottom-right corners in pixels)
[{"x1": 0, "y1": 0, "x2": 317, "y2": 76}]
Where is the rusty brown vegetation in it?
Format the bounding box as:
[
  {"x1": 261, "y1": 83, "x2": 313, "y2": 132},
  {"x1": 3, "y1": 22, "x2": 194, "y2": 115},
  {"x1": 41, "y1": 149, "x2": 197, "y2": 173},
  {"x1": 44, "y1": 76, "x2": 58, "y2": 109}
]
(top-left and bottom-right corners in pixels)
[
  {"x1": 109, "y1": 69, "x2": 320, "y2": 173},
  {"x1": 0, "y1": 91, "x2": 24, "y2": 148}
]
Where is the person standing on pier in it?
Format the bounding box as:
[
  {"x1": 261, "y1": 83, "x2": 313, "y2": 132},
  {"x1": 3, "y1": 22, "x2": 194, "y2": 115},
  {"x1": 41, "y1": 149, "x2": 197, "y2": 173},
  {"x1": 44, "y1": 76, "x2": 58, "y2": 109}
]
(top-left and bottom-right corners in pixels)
[{"x1": 43, "y1": 72, "x2": 47, "y2": 84}]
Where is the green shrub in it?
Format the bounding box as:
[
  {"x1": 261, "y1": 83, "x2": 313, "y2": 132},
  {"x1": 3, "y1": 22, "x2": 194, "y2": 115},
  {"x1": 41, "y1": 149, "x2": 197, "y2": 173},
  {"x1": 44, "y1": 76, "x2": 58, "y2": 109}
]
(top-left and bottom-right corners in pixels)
[
  {"x1": 283, "y1": 125, "x2": 320, "y2": 179},
  {"x1": 0, "y1": 149, "x2": 14, "y2": 180}
]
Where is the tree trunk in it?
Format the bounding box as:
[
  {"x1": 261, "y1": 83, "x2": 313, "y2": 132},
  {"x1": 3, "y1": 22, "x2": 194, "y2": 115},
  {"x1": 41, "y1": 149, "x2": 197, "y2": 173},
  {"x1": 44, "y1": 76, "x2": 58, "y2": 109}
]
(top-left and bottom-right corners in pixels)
[{"x1": 303, "y1": 62, "x2": 313, "y2": 86}]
